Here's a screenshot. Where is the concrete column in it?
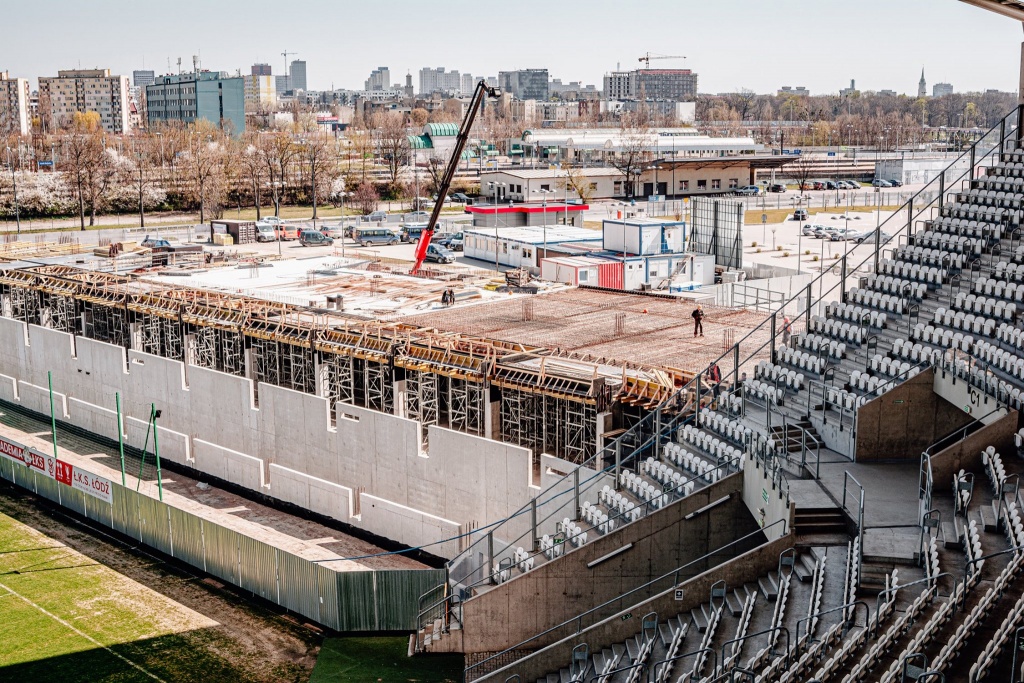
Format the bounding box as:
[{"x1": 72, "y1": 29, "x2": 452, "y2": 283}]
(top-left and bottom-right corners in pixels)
[
  {"x1": 393, "y1": 380, "x2": 407, "y2": 418},
  {"x1": 129, "y1": 323, "x2": 143, "y2": 351},
  {"x1": 484, "y1": 399, "x2": 499, "y2": 439}
]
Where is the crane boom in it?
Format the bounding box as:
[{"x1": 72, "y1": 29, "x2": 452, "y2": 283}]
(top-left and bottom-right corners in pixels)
[
  {"x1": 638, "y1": 52, "x2": 687, "y2": 68},
  {"x1": 412, "y1": 80, "x2": 501, "y2": 274}
]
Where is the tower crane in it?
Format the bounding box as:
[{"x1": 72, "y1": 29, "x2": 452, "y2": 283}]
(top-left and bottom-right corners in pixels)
[
  {"x1": 411, "y1": 80, "x2": 502, "y2": 274},
  {"x1": 638, "y1": 53, "x2": 687, "y2": 68},
  {"x1": 281, "y1": 49, "x2": 297, "y2": 84}
]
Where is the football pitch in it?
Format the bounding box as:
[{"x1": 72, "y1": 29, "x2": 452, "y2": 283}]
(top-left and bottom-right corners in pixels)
[{"x1": 0, "y1": 487, "x2": 320, "y2": 683}]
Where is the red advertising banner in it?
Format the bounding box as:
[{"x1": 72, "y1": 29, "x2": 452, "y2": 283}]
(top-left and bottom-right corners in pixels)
[
  {"x1": 54, "y1": 459, "x2": 73, "y2": 486},
  {"x1": 0, "y1": 435, "x2": 113, "y2": 505},
  {"x1": 0, "y1": 436, "x2": 26, "y2": 465}
]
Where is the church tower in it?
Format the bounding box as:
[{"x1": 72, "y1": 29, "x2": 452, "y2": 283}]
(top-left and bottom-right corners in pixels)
[{"x1": 918, "y1": 68, "x2": 927, "y2": 98}]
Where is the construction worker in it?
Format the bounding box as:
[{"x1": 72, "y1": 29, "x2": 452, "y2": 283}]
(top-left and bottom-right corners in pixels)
[
  {"x1": 706, "y1": 362, "x2": 722, "y2": 405},
  {"x1": 691, "y1": 304, "x2": 705, "y2": 338},
  {"x1": 782, "y1": 316, "x2": 792, "y2": 347}
]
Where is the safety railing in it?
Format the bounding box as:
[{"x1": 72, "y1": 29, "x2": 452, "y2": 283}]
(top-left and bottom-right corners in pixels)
[
  {"x1": 842, "y1": 471, "x2": 866, "y2": 577},
  {"x1": 462, "y1": 519, "x2": 787, "y2": 680},
  {"x1": 439, "y1": 102, "x2": 1023, "y2": 633}
]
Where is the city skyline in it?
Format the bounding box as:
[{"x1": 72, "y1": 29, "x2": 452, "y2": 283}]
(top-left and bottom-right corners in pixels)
[{"x1": 1, "y1": 0, "x2": 1019, "y2": 96}]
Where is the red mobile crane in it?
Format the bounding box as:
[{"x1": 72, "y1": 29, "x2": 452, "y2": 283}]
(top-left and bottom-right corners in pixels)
[{"x1": 411, "y1": 80, "x2": 502, "y2": 274}]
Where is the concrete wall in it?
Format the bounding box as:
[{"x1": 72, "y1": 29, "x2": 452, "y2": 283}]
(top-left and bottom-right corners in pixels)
[
  {"x1": 460, "y1": 474, "x2": 759, "y2": 654},
  {"x1": 930, "y1": 410, "x2": 1019, "y2": 490},
  {"x1": 0, "y1": 318, "x2": 537, "y2": 559},
  {"x1": 855, "y1": 369, "x2": 974, "y2": 462},
  {"x1": 476, "y1": 533, "x2": 795, "y2": 683},
  {"x1": 742, "y1": 454, "x2": 795, "y2": 540}
]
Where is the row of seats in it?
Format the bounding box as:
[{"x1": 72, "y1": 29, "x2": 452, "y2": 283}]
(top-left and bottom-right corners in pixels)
[
  {"x1": 809, "y1": 315, "x2": 865, "y2": 345},
  {"x1": 697, "y1": 411, "x2": 758, "y2": 450},
  {"x1": 778, "y1": 346, "x2": 826, "y2": 374},
  {"x1": 678, "y1": 424, "x2": 744, "y2": 464},
  {"x1": 721, "y1": 392, "x2": 744, "y2": 416},
  {"x1": 1016, "y1": 428, "x2": 1024, "y2": 451},
  {"x1": 1012, "y1": 244, "x2": 1024, "y2": 265},
  {"x1": 837, "y1": 571, "x2": 907, "y2": 683},
  {"x1": 954, "y1": 469, "x2": 974, "y2": 516},
  {"x1": 895, "y1": 244, "x2": 966, "y2": 270},
  {"x1": 1005, "y1": 501, "x2": 1024, "y2": 550},
  {"x1": 993, "y1": 260, "x2": 1024, "y2": 283},
  {"x1": 997, "y1": 321, "x2": 1024, "y2": 353},
  {"x1": 843, "y1": 538, "x2": 861, "y2": 621},
  {"x1": 944, "y1": 356, "x2": 1024, "y2": 413},
  {"x1": 539, "y1": 533, "x2": 565, "y2": 561},
  {"x1": 827, "y1": 301, "x2": 889, "y2": 329},
  {"x1": 559, "y1": 518, "x2": 589, "y2": 548},
  {"x1": 865, "y1": 274, "x2": 928, "y2": 300},
  {"x1": 965, "y1": 518, "x2": 983, "y2": 569},
  {"x1": 912, "y1": 230, "x2": 981, "y2": 255},
  {"x1": 878, "y1": 258, "x2": 944, "y2": 285},
  {"x1": 925, "y1": 534, "x2": 940, "y2": 584},
  {"x1": 512, "y1": 546, "x2": 534, "y2": 573},
  {"x1": 968, "y1": 590, "x2": 1024, "y2": 682},
  {"x1": 961, "y1": 186, "x2": 1024, "y2": 208},
  {"x1": 598, "y1": 485, "x2": 643, "y2": 524},
  {"x1": 973, "y1": 173, "x2": 1024, "y2": 193},
  {"x1": 892, "y1": 337, "x2": 944, "y2": 364},
  {"x1": 641, "y1": 457, "x2": 690, "y2": 494},
  {"x1": 826, "y1": 387, "x2": 869, "y2": 412},
  {"x1": 619, "y1": 471, "x2": 670, "y2": 509},
  {"x1": 755, "y1": 360, "x2": 805, "y2": 390},
  {"x1": 976, "y1": 339, "x2": 1024, "y2": 384},
  {"x1": 911, "y1": 323, "x2": 975, "y2": 351},
  {"x1": 982, "y1": 447, "x2": 1008, "y2": 494},
  {"x1": 868, "y1": 354, "x2": 920, "y2": 379},
  {"x1": 952, "y1": 292, "x2": 1018, "y2": 320},
  {"x1": 666, "y1": 440, "x2": 731, "y2": 484},
  {"x1": 847, "y1": 287, "x2": 906, "y2": 314},
  {"x1": 848, "y1": 370, "x2": 890, "y2": 395},
  {"x1": 745, "y1": 378, "x2": 784, "y2": 405},
  {"x1": 932, "y1": 307, "x2": 999, "y2": 336},
  {"x1": 928, "y1": 214, "x2": 1004, "y2": 240},
  {"x1": 580, "y1": 500, "x2": 618, "y2": 535},
  {"x1": 792, "y1": 332, "x2": 847, "y2": 359},
  {"x1": 972, "y1": 276, "x2": 1024, "y2": 303}
]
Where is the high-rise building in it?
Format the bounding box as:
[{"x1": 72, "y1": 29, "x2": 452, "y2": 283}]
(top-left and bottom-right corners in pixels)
[
  {"x1": 243, "y1": 74, "x2": 277, "y2": 107},
  {"x1": 146, "y1": 71, "x2": 245, "y2": 134},
  {"x1": 0, "y1": 71, "x2": 30, "y2": 135},
  {"x1": 498, "y1": 69, "x2": 549, "y2": 100},
  {"x1": 274, "y1": 75, "x2": 291, "y2": 94},
  {"x1": 603, "y1": 69, "x2": 697, "y2": 101},
  {"x1": 132, "y1": 70, "x2": 156, "y2": 89},
  {"x1": 38, "y1": 69, "x2": 131, "y2": 133},
  {"x1": 461, "y1": 73, "x2": 475, "y2": 94},
  {"x1": 365, "y1": 66, "x2": 390, "y2": 91},
  {"x1": 918, "y1": 69, "x2": 927, "y2": 98},
  {"x1": 933, "y1": 82, "x2": 953, "y2": 97},
  {"x1": 419, "y1": 67, "x2": 461, "y2": 95},
  {"x1": 290, "y1": 60, "x2": 307, "y2": 91},
  {"x1": 251, "y1": 63, "x2": 272, "y2": 76}
]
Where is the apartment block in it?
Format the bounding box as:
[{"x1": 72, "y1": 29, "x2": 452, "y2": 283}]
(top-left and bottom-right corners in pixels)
[
  {"x1": 38, "y1": 69, "x2": 131, "y2": 133},
  {"x1": 0, "y1": 71, "x2": 30, "y2": 135},
  {"x1": 243, "y1": 74, "x2": 277, "y2": 107},
  {"x1": 146, "y1": 71, "x2": 245, "y2": 134}
]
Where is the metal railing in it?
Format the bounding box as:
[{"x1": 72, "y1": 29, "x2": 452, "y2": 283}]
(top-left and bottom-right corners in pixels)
[
  {"x1": 462, "y1": 520, "x2": 787, "y2": 680},
  {"x1": 842, "y1": 471, "x2": 866, "y2": 575},
  {"x1": 433, "y1": 102, "x2": 1023, "y2": 652}
]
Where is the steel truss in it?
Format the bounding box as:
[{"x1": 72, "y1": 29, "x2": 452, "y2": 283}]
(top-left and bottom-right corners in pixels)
[
  {"x1": 42, "y1": 293, "x2": 77, "y2": 334},
  {"x1": 406, "y1": 370, "x2": 439, "y2": 446},
  {"x1": 188, "y1": 326, "x2": 218, "y2": 369},
  {"x1": 364, "y1": 360, "x2": 393, "y2": 414},
  {"x1": 448, "y1": 377, "x2": 485, "y2": 436},
  {"x1": 8, "y1": 286, "x2": 39, "y2": 324},
  {"x1": 220, "y1": 330, "x2": 245, "y2": 376},
  {"x1": 280, "y1": 341, "x2": 315, "y2": 394},
  {"x1": 321, "y1": 352, "x2": 355, "y2": 420},
  {"x1": 88, "y1": 304, "x2": 129, "y2": 348}
]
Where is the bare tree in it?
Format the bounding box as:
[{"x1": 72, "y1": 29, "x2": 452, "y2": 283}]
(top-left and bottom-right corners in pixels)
[
  {"x1": 559, "y1": 165, "x2": 596, "y2": 204},
  {"x1": 608, "y1": 114, "x2": 651, "y2": 198},
  {"x1": 239, "y1": 132, "x2": 267, "y2": 220},
  {"x1": 300, "y1": 134, "x2": 340, "y2": 221},
  {"x1": 371, "y1": 111, "x2": 409, "y2": 192},
  {"x1": 122, "y1": 135, "x2": 160, "y2": 227},
  {"x1": 183, "y1": 122, "x2": 225, "y2": 224},
  {"x1": 789, "y1": 154, "x2": 815, "y2": 194},
  {"x1": 353, "y1": 180, "x2": 379, "y2": 215},
  {"x1": 60, "y1": 132, "x2": 103, "y2": 230},
  {"x1": 257, "y1": 131, "x2": 297, "y2": 217}
]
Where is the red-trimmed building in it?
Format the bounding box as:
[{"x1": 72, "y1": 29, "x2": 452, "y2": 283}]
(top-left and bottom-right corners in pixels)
[{"x1": 466, "y1": 202, "x2": 588, "y2": 228}]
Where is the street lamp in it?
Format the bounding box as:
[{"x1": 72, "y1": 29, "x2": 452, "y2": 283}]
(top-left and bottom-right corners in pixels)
[
  {"x1": 487, "y1": 181, "x2": 507, "y2": 272},
  {"x1": 5, "y1": 147, "x2": 20, "y2": 234}
]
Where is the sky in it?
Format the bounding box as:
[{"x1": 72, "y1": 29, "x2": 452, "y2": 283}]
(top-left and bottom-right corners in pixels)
[{"x1": 2, "y1": 0, "x2": 1020, "y2": 96}]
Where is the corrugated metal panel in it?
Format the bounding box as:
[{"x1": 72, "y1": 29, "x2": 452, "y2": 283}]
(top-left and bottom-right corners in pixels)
[
  {"x1": 597, "y1": 261, "x2": 624, "y2": 289},
  {"x1": 278, "y1": 551, "x2": 321, "y2": 621},
  {"x1": 0, "y1": 456, "x2": 12, "y2": 482},
  {"x1": 62, "y1": 484, "x2": 87, "y2": 516},
  {"x1": 82, "y1": 487, "x2": 112, "y2": 526},
  {"x1": 374, "y1": 569, "x2": 446, "y2": 631},
  {"x1": 33, "y1": 471, "x2": 62, "y2": 504},
  {"x1": 168, "y1": 506, "x2": 205, "y2": 571},
  {"x1": 203, "y1": 523, "x2": 240, "y2": 586},
  {"x1": 336, "y1": 570, "x2": 377, "y2": 631},
  {"x1": 112, "y1": 483, "x2": 142, "y2": 541},
  {"x1": 237, "y1": 535, "x2": 278, "y2": 602},
  {"x1": 137, "y1": 494, "x2": 172, "y2": 556},
  {"x1": 315, "y1": 564, "x2": 340, "y2": 630}
]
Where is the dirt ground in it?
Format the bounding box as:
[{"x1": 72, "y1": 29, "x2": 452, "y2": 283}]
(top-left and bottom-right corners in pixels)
[{"x1": 0, "y1": 480, "x2": 323, "y2": 682}]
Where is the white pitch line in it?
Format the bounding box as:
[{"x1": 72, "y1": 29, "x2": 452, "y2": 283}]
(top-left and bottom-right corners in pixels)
[{"x1": 0, "y1": 578, "x2": 166, "y2": 682}]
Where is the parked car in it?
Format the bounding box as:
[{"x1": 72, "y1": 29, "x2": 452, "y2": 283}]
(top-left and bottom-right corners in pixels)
[
  {"x1": 404, "y1": 211, "x2": 429, "y2": 223},
  {"x1": 856, "y1": 230, "x2": 893, "y2": 244},
  {"x1": 320, "y1": 224, "x2": 346, "y2": 239},
  {"x1": 354, "y1": 227, "x2": 399, "y2": 247},
  {"x1": 424, "y1": 243, "x2": 456, "y2": 264},
  {"x1": 812, "y1": 181, "x2": 826, "y2": 191},
  {"x1": 802, "y1": 223, "x2": 819, "y2": 236},
  {"x1": 401, "y1": 223, "x2": 428, "y2": 243},
  {"x1": 813, "y1": 225, "x2": 836, "y2": 239},
  {"x1": 412, "y1": 197, "x2": 434, "y2": 210},
  {"x1": 451, "y1": 192, "x2": 472, "y2": 204},
  {"x1": 735, "y1": 185, "x2": 760, "y2": 196},
  {"x1": 845, "y1": 180, "x2": 862, "y2": 189},
  {"x1": 871, "y1": 179, "x2": 893, "y2": 188},
  {"x1": 275, "y1": 223, "x2": 301, "y2": 240},
  {"x1": 259, "y1": 216, "x2": 284, "y2": 227},
  {"x1": 436, "y1": 232, "x2": 464, "y2": 251},
  {"x1": 255, "y1": 223, "x2": 277, "y2": 242},
  {"x1": 299, "y1": 230, "x2": 334, "y2": 247},
  {"x1": 824, "y1": 181, "x2": 840, "y2": 190},
  {"x1": 767, "y1": 183, "x2": 787, "y2": 193},
  {"x1": 887, "y1": 179, "x2": 903, "y2": 187},
  {"x1": 362, "y1": 211, "x2": 388, "y2": 223},
  {"x1": 793, "y1": 208, "x2": 809, "y2": 221},
  {"x1": 829, "y1": 227, "x2": 853, "y2": 241}
]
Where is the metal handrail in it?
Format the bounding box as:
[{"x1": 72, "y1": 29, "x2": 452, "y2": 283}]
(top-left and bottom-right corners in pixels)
[
  {"x1": 462, "y1": 519, "x2": 788, "y2": 678},
  {"x1": 444, "y1": 102, "x2": 1021, "y2": 617}
]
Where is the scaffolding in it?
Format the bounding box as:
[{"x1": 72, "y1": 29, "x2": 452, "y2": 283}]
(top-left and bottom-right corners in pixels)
[{"x1": 0, "y1": 264, "x2": 693, "y2": 462}]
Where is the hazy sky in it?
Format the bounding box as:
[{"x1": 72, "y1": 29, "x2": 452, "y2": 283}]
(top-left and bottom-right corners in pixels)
[{"x1": 2, "y1": 0, "x2": 1020, "y2": 95}]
